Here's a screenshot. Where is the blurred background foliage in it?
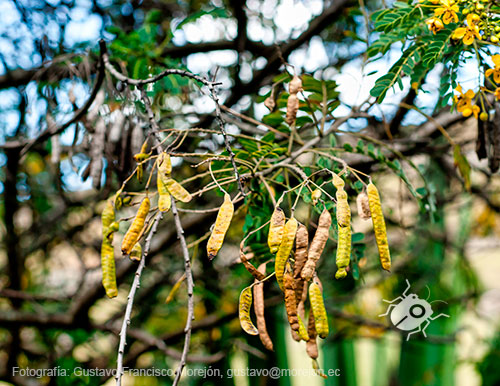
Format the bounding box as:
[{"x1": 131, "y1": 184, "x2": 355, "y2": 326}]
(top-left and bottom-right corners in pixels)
[{"x1": 0, "y1": 0, "x2": 500, "y2": 386}]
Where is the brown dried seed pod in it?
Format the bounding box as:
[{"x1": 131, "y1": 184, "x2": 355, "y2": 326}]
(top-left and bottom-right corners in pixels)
[
  {"x1": 239, "y1": 242, "x2": 266, "y2": 281},
  {"x1": 306, "y1": 310, "x2": 318, "y2": 359},
  {"x1": 253, "y1": 263, "x2": 274, "y2": 351},
  {"x1": 284, "y1": 266, "x2": 300, "y2": 331},
  {"x1": 357, "y1": 191, "x2": 371, "y2": 220},
  {"x1": 264, "y1": 96, "x2": 276, "y2": 111},
  {"x1": 289, "y1": 75, "x2": 303, "y2": 94},
  {"x1": 301, "y1": 208, "x2": 331, "y2": 281},
  {"x1": 286, "y1": 93, "x2": 299, "y2": 125},
  {"x1": 294, "y1": 223, "x2": 309, "y2": 279}
]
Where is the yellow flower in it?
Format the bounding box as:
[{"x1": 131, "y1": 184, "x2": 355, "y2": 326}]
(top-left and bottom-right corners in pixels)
[
  {"x1": 495, "y1": 87, "x2": 500, "y2": 100},
  {"x1": 454, "y1": 85, "x2": 480, "y2": 118},
  {"x1": 426, "y1": 17, "x2": 444, "y2": 34},
  {"x1": 485, "y1": 54, "x2": 500, "y2": 83},
  {"x1": 434, "y1": 0, "x2": 459, "y2": 24},
  {"x1": 452, "y1": 14, "x2": 482, "y2": 45}
]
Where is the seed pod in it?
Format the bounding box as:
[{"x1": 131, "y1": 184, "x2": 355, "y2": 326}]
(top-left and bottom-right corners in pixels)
[
  {"x1": 297, "y1": 315, "x2": 310, "y2": 341},
  {"x1": 286, "y1": 93, "x2": 299, "y2": 125},
  {"x1": 264, "y1": 96, "x2": 276, "y2": 111},
  {"x1": 121, "y1": 197, "x2": 150, "y2": 255},
  {"x1": 311, "y1": 189, "x2": 322, "y2": 205},
  {"x1": 207, "y1": 193, "x2": 234, "y2": 260},
  {"x1": 268, "y1": 207, "x2": 285, "y2": 254},
  {"x1": 275, "y1": 217, "x2": 298, "y2": 291},
  {"x1": 356, "y1": 191, "x2": 371, "y2": 220},
  {"x1": 239, "y1": 242, "x2": 266, "y2": 281},
  {"x1": 331, "y1": 173, "x2": 345, "y2": 189},
  {"x1": 130, "y1": 242, "x2": 142, "y2": 261},
  {"x1": 157, "y1": 173, "x2": 171, "y2": 213},
  {"x1": 101, "y1": 238, "x2": 117, "y2": 298},
  {"x1": 336, "y1": 188, "x2": 351, "y2": 228},
  {"x1": 239, "y1": 287, "x2": 259, "y2": 335},
  {"x1": 101, "y1": 199, "x2": 115, "y2": 235},
  {"x1": 294, "y1": 223, "x2": 309, "y2": 279},
  {"x1": 306, "y1": 311, "x2": 318, "y2": 359},
  {"x1": 133, "y1": 153, "x2": 149, "y2": 184},
  {"x1": 335, "y1": 225, "x2": 351, "y2": 279},
  {"x1": 309, "y1": 281, "x2": 329, "y2": 339},
  {"x1": 253, "y1": 263, "x2": 274, "y2": 351},
  {"x1": 158, "y1": 152, "x2": 172, "y2": 177},
  {"x1": 289, "y1": 75, "x2": 303, "y2": 95},
  {"x1": 165, "y1": 178, "x2": 192, "y2": 203},
  {"x1": 284, "y1": 266, "x2": 299, "y2": 331},
  {"x1": 367, "y1": 182, "x2": 391, "y2": 271},
  {"x1": 301, "y1": 209, "x2": 331, "y2": 281}
]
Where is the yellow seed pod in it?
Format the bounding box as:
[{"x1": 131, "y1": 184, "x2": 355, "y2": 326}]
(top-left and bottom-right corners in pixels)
[
  {"x1": 165, "y1": 177, "x2": 192, "y2": 203},
  {"x1": 297, "y1": 315, "x2": 310, "y2": 341},
  {"x1": 130, "y1": 242, "x2": 142, "y2": 261},
  {"x1": 157, "y1": 152, "x2": 172, "y2": 177},
  {"x1": 114, "y1": 195, "x2": 123, "y2": 211},
  {"x1": 356, "y1": 191, "x2": 371, "y2": 220},
  {"x1": 335, "y1": 225, "x2": 351, "y2": 279},
  {"x1": 133, "y1": 153, "x2": 149, "y2": 184},
  {"x1": 137, "y1": 164, "x2": 144, "y2": 183},
  {"x1": 207, "y1": 193, "x2": 234, "y2": 260},
  {"x1": 286, "y1": 93, "x2": 299, "y2": 125},
  {"x1": 101, "y1": 238, "x2": 117, "y2": 298},
  {"x1": 294, "y1": 223, "x2": 308, "y2": 279},
  {"x1": 101, "y1": 199, "x2": 115, "y2": 236},
  {"x1": 301, "y1": 209, "x2": 331, "y2": 281},
  {"x1": 284, "y1": 267, "x2": 299, "y2": 331},
  {"x1": 367, "y1": 182, "x2": 391, "y2": 271},
  {"x1": 268, "y1": 207, "x2": 285, "y2": 254},
  {"x1": 275, "y1": 217, "x2": 298, "y2": 291},
  {"x1": 331, "y1": 173, "x2": 345, "y2": 189},
  {"x1": 311, "y1": 189, "x2": 322, "y2": 205},
  {"x1": 289, "y1": 74, "x2": 303, "y2": 95},
  {"x1": 157, "y1": 173, "x2": 171, "y2": 212},
  {"x1": 121, "y1": 197, "x2": 150, "y2": 255},
  {"x1": 336, "y1": 187, "x2": 351, "y2": 228},
  {"x1": 309, "y1": 281, "x2": 329, "y2": 339},
  {"x1": 239, "y1": 286, "x2": 259, "y2": 335}
]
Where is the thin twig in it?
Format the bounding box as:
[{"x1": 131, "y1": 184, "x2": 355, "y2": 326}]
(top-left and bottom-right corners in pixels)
[
  {"x1": 115, "y1": 212, "x2": 162, "y2": 386},
  {"x1": 170, "y1": 198, "x2": 194, "y2": 386}
]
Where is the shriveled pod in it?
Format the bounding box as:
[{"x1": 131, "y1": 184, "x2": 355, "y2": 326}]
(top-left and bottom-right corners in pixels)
[
  {"x1": 157, "y1": 152, "x2": 172, "y2": 177},
  {"x1": 133, "y1": 152, "x2": 149, "y2": 184},
  {"x1": 356, "y1": 191, "x2": 371, "y2": 220},
  {"x1": 101, "y1": 199, "x2": 115, "y2": 234},
  {"x1": 165, "y1": 178, "x2": 192, "y2": 203},
  {"x1": 309, "y1": 281, "x2": 329, "y2": 339},
  {"x1": 253, "y1": 263, "x2": 274, "y2": 351},
  {"x1": 240, "y1": 242, "x2": 266, "y2": 281},
  {"x1": 239, "y1": 287, "x2": 259, "y2": 335},
  {"x1": 286, "y1": 93, "x2": 299, "y2": 125},
  {"x1": 101, "y1": 238, "x2": 117, "y2": 298},
  {"x1": 301, "y1": 209, "x2": 331, "y2": 281},
  {"x1": 335, "y1": 225, "x2": 351, "y2": 279},
  {"x1": 336, "y1": 187, "x2": 351, "y2": 228},
  {"x1": 275, "y1": 217, "x2": 298, "y2": 291},
  {"x1": 293, "y1": 223, "x2": 309, "y2": 279},
  {"x1": 367, "y1": 182, "x2": 391, "y2": 271},
  {"x1": 157, "y1": 173, "x2": 172, "y2": 212},
  {"x1": 283, "y1": 265, "x2": 299, "y2": 331},
  {"x1": 207, "y1": 193, "x2": 234, "y2": 260},
  {"x1": 268, "y1": 207, "x2": 285, "y2": 254},
  {"x1": 130, "y1": 242, "x2": 142, "y2": 261},
  {"x1": 331, "y1": 173, "x2": 345, "y2": 189},
  {"x1": 295, "y1": 278, "x2": 307, "y2": 310},
  {"x1": 289, "y1": 75, "x2": 303, "y2": 94},
  {"x1": 121, "y1": 197, "x2": 150, "y2": 255},
  {"x1": 306, "y1": 310, "x2": 318, "y2": 359}
]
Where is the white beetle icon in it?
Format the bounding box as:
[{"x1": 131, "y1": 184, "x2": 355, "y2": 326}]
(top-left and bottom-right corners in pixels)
[{"x1": 379, "y1": 279, "x2": 449, "y2": 341}]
